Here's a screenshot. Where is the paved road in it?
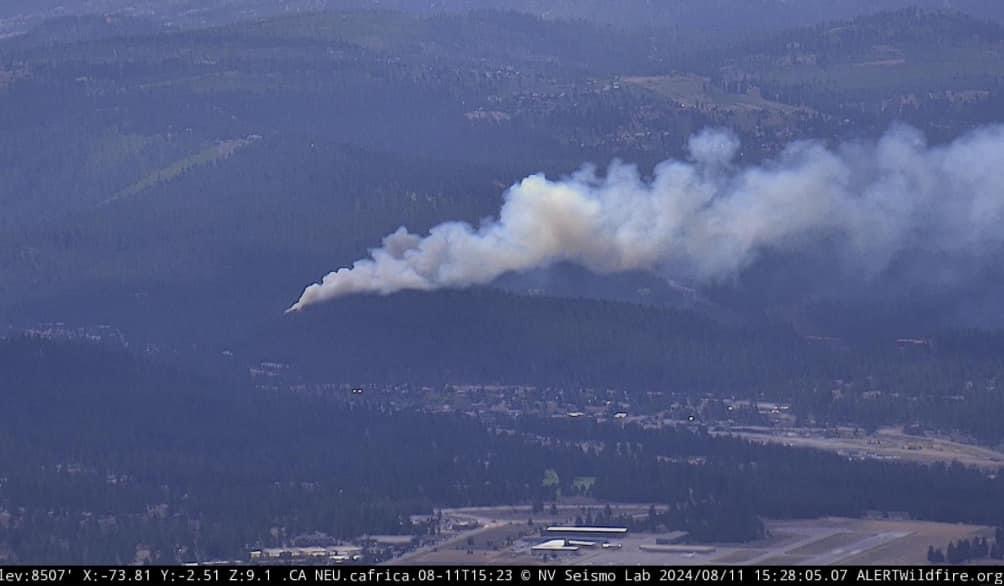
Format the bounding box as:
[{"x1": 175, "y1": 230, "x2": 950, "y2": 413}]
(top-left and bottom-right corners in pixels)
[
  {"x1": 739, "y1": 528, "x2": 844, "y2": 565},
  {"x1": 802, "y1": 532, "x2": 910, "y2": 565}
]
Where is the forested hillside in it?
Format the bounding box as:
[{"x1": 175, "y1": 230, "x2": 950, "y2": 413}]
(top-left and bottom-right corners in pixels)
[
  {"x1": 0, "y1": 336, "x2": 565, "y2": 561},
  {"x1": 3, "y1": 337, "x2": 1004, "y2": 562},
  {"x1": 6, "y1": 0, "x2": 1004, "y2": 37},
  {"x1": 697, "y1": 8, "x2": 1004, "y2": 137},
  {"x1": 0, "y1": 7, "x2": 1002, "y2": 390},
  {"x1": 5, "y1": 7, "x2": 1004, "y2": 340}
]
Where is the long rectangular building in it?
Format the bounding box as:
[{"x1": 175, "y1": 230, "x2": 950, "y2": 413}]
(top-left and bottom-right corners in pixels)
[{"x1": 545, "y1": 526, "x2": 628, "y2": 535}]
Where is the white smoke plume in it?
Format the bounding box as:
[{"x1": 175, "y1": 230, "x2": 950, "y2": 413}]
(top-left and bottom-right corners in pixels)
[{"x1": 287, "y1": 125, "x2": 1004, "y2": 313}]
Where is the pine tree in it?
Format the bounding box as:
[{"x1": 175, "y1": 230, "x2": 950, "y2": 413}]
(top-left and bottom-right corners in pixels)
[
  {"x1": 933, "y1": 548, "x2": 945, "y2": 564},
  {"x1": 959, "y1": 538, "x2": 972, "y2": 562}
]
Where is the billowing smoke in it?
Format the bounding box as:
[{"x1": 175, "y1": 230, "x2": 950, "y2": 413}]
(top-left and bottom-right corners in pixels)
[{"x1": 287, "y1": 125, "x2": 1004, "y2": 313}]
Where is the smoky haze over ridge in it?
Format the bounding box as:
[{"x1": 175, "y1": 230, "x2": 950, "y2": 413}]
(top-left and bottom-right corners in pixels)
[{"x1": 287, "y1": 125, "x2": 1004, "y2": 313}]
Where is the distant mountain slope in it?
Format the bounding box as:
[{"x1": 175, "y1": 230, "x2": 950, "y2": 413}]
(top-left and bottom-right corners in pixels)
[
  {"x1": 7, "y1": 1, "x2": 1004, "y2": 36},
  {"x1": 486, "y1": 0, "x2": 1004, "y2": 36},
  {"x1": 676, "y1": 8, "x2": 1004, "y2": 138},
  {"x1": 9, "y1": 14, "x2": 167, "y2": 46},
  {"x1": 211, "y1": 9, "x2": 656, "y2": 74},
  {"x1": 2, "y1": 4, "x2": 1003, "y2": 379},
  {"x1": 723, "y1": 8, "x2": 1004, "y2": 68}
]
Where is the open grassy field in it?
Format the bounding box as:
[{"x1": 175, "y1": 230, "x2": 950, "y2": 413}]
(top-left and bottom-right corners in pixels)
[
  {"x1": 623, "y1": 74, "x2": 811, "y2": 115},
  {"x1": 718, "y1": 425, "x2": 1004, "y2": 470},
  {"x1": 102, "y1": 135, "x2": 260, "y2": 205},
  {"x1": 838, "y1": 519, "x2": 992, "y2": 565}
]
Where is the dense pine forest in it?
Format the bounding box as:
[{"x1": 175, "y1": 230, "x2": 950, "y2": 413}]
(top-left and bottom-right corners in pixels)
[{"x1": 3, "y1": 336, "x2": 1004, "y2": 562}]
